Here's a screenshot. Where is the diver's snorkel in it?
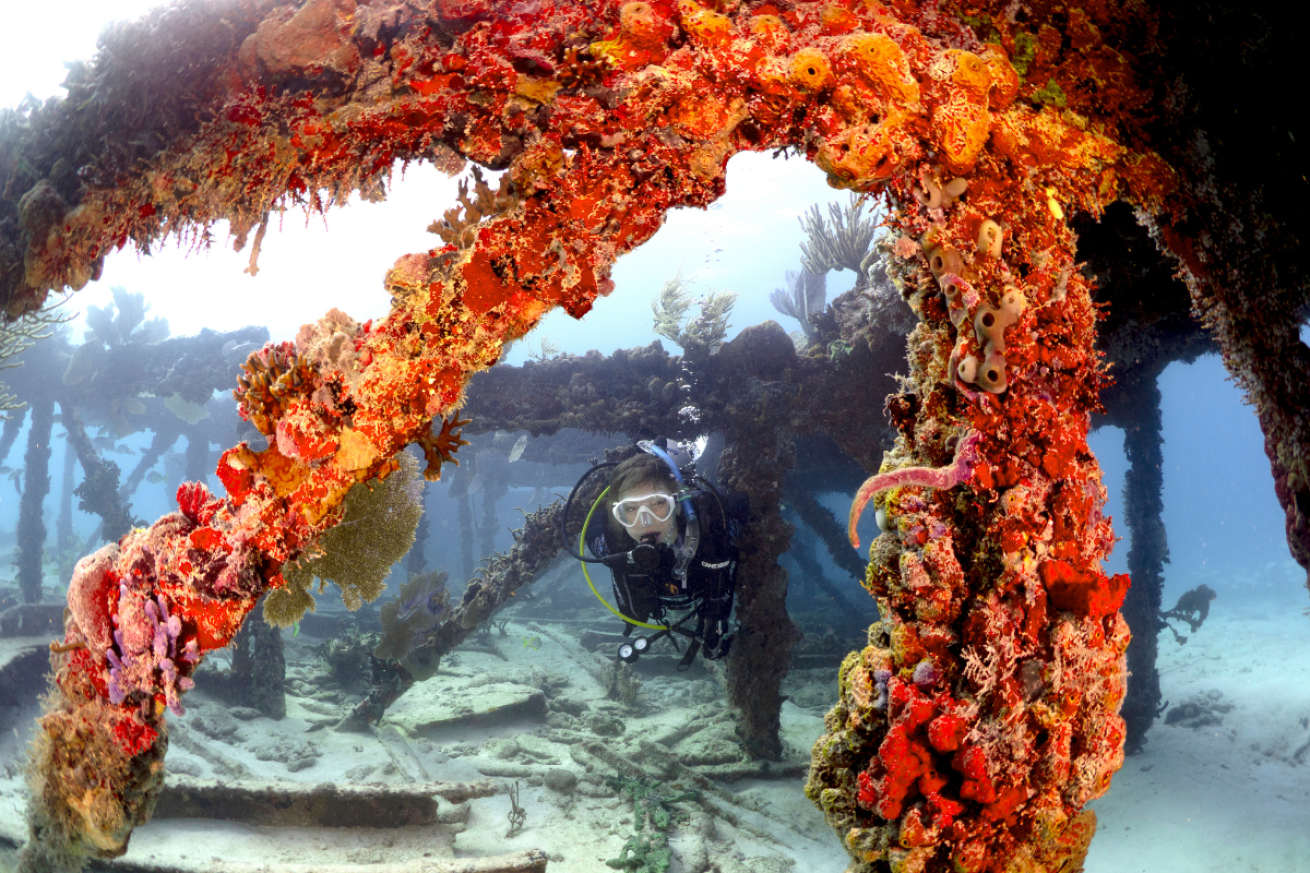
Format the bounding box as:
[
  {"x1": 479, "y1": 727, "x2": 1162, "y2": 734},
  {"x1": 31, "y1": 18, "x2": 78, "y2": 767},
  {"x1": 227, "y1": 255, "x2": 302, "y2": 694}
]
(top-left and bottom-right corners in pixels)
[{"x1": 637, "y1": 440, "x2": 700, "y2": 581}]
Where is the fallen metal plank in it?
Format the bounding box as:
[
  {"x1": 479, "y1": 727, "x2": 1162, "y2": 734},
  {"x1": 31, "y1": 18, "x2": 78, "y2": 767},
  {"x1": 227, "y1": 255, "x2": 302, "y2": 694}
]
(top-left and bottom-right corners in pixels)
[{"x1": 153, "y1": 776, "x2": 499, "y2": 828}]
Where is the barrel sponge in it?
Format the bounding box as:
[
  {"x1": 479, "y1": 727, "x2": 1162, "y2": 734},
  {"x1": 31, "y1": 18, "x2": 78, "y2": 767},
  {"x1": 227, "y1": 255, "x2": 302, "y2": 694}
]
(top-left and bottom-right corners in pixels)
[
  {"x1": 842, "y1": 33, "x2": 920, "y2": 107},
  {"x1": 748, "y1": 13, "x2": 789, "y2": 52},
  {"x1": 790, "y1": 47, "x2": 833, "y2": 91},
  {"x1": 981, "y1": 46, "x2": 1020, "y2": 110},
  {"x1": 677, "y1": 0, "x2": 732, "y2": 48},
  {"x1": 935, "y1": 49, "x2": 992, "y2": 101},
  {"x1": 928, "y1": 50, "x2": 994, "y2": 175},
  {"x1": 814, "y1": 109, "x2": 912, "y2": 185},
  {"x1": 618, "y1": 2, "x2": 671, "y2": 50}
]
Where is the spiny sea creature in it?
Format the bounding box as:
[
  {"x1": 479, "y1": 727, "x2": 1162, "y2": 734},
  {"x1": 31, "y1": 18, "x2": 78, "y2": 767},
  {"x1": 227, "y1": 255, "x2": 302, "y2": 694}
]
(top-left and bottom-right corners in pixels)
[
  {"x1": 415, "y1": 413, "x2": 471, "y2": 480},
  {"x1": 848, "y1": 431, "x2": 983, "y2": 549}
]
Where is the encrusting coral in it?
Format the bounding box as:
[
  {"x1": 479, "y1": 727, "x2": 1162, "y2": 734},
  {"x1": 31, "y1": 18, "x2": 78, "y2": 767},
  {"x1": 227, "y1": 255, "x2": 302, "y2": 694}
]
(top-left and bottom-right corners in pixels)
[{"x1": 0, "y1": 0, "x2": 1243, "y2": 869}]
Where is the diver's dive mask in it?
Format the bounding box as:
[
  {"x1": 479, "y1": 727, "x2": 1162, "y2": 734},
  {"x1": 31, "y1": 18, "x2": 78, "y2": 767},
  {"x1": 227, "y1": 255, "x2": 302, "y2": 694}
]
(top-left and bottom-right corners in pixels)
[{"x1": 611, "y1": 492, "x2": 678, "y2": 529}]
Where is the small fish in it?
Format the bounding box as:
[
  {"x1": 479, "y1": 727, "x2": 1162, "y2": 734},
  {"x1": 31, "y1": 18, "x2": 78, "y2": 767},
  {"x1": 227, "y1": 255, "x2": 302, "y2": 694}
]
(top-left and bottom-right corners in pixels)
[
  {"x1": 113, "y1": 445, "x2": 135, "y2": 454},
  {"x1": 92, "y1": 435, "x2": 115, "y2": 450},
  {"x1": 222, "y1": 340, "x2": 260, "y2": 364},
  {"x1": 508, "y1": 434, "x2": 528, "y2": 463},
  {"x1": 522, "y1": 635, "x2": 541, "y2": 650},
  {"x1": 145, "y1": 471, "x2": 165, "y2": 484}
]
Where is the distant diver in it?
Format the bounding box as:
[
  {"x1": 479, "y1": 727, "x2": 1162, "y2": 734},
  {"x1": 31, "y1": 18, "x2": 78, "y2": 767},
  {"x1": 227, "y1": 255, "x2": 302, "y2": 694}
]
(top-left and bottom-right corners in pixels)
[{"x1": 563, "y1": 438, "x2": 744, "y2": 668}]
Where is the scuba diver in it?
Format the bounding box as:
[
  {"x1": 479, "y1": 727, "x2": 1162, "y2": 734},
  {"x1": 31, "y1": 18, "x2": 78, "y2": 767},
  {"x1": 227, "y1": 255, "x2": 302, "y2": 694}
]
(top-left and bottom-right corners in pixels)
[{"x1": 563, "y1": 439, "x2": 744, "y2": 668}]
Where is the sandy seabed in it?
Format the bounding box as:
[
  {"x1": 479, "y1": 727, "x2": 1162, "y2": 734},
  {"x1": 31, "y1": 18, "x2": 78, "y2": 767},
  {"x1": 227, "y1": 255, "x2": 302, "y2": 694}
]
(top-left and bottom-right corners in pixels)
[
  {"x1": 1, "y1": 577, "x2": 1308, "y2": 873},
  {"x1": 1086, "y1": 580, "x2": 1310, "y2": 873}
]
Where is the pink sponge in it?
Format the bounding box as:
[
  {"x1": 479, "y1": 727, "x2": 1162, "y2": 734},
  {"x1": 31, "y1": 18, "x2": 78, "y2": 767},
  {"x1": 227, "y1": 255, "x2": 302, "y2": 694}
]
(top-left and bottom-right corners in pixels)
[{"x1": 66, "y1": 545, "x2": 120, "y2": 653}]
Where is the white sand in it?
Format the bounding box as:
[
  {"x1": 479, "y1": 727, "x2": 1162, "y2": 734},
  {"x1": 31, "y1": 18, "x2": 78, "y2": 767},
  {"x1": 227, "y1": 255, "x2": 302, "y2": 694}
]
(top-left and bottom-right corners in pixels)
[
  {"x1": 1086, "y1": 582, "x2": 1310, "y2": 873},
  {"x1": 5, "y1": 579, "x2": 1309, "y2": 873},
  {"x1": 0, "y1": 615, "x2": 847, "y2": 872}
]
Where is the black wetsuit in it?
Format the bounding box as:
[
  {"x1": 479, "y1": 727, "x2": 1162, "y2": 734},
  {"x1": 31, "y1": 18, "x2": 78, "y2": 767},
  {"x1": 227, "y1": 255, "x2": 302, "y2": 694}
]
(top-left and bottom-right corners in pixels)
[{"x1": 586, "y1": 488, "x2": 744, "y2": 661}]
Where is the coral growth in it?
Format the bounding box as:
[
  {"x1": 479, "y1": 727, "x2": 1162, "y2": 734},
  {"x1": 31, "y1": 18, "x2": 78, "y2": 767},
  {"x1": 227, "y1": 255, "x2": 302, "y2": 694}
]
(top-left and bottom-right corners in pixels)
[
  {"x1": 426, "y1": 167, "x2": 519, "y2": 252},
  {"x1": 650, "y1": 272, "x2": 737, "y2": 355},
  {"x1": 374, "y1": 569, "x2": 451, "y2": 680},
  {"x1": 265, "y1": 450, "x2": 425, "y2": 624},
  {"x1": 847, "y1": 430, "x2": 982, "y2": 549},
  {"x1": 798, "y1": 195, "x2": 882, "y2": 284},
  {"x1": 769, "y1": 270, "x2": 827, "y2": 344},
  {"x1": 0, "y1": 0, "x2": 1186, "y2": 868},
  {"x1": 415, "y1": 414, "x2": 472, "y2": 481}
]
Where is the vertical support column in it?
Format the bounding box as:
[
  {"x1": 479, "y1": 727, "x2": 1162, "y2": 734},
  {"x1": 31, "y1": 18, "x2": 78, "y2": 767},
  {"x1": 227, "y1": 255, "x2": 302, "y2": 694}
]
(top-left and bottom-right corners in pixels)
[
  {"x1": 59, "y1": 401, "x2": 134, "y2": 542},
  {"x1": 719, "y1": 429, "x2": 801, "y2": 760},
  {"x1": 56, "y1": 435, "x2": 75, "y2": 547},
  {"x1": 406, "y1": 467, "x2": 430, "y2": 577},
  {"x1": 0, "y1": 409, "x2": 25, "y2": 466},
  {"x1": 228, "y1": 598, "x2": 287, "y2": 719},
  {"x1": 783, "y1": 509, "x2": 862, "y2": 618},
  {"x1": 477, "y1": 450, "x2": 509, "y2": 560},
  {"x1": 183, "y1": 424, "x2": 209, "y2": 483},
  {"x1": 55, "y1": 434, "x2": 78, "y2": 583},
  {"x1": 17, "y1": 397, "x2": 54, "y2": 604},
  {"x1": 452, "y1": 467, "x2": 476, "y2": 582},
  {"x1": 1118, "y1": 374, "x2": 1168, "y2": 753}
]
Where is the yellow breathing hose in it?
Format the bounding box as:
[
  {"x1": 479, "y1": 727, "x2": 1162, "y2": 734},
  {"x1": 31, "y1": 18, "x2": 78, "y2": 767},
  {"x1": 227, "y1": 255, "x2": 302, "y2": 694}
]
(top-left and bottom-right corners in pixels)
[{"x1": 579, "y1": 486, "x2": 670, "y2": 632}]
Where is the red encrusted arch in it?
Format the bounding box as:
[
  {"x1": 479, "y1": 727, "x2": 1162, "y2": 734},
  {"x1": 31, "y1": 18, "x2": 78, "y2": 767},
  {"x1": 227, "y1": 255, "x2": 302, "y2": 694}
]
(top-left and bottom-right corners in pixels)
[{"x1": 17, "y1": 1, "x2": 1174, "y2": 868}]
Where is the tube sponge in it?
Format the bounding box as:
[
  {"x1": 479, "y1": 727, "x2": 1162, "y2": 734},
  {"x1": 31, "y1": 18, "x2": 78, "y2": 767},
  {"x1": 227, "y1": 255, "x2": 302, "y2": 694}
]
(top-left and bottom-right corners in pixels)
[
  {"x1": 977, "y1": 219, "x2": 1003, "y2": 258},
  {"x1": 974, "y1": 287, "x2": 1026, "y2": 353},
  {"x1": 953, "y1": 285, "x2": 1026, "y2": 394}
]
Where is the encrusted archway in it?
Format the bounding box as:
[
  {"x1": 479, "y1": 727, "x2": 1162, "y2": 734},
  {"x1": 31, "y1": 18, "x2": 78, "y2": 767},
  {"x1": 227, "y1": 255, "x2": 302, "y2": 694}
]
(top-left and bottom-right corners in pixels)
[{"x1": 2, "y1": 1, "x2": 1304, "y2": 871}]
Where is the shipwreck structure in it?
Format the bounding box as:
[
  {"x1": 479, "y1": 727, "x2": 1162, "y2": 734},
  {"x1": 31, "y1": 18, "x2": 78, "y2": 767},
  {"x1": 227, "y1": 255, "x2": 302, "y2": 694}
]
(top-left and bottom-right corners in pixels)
[{"x1": 0, "y1": 0, "x2": 1303, "y2": 871}]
